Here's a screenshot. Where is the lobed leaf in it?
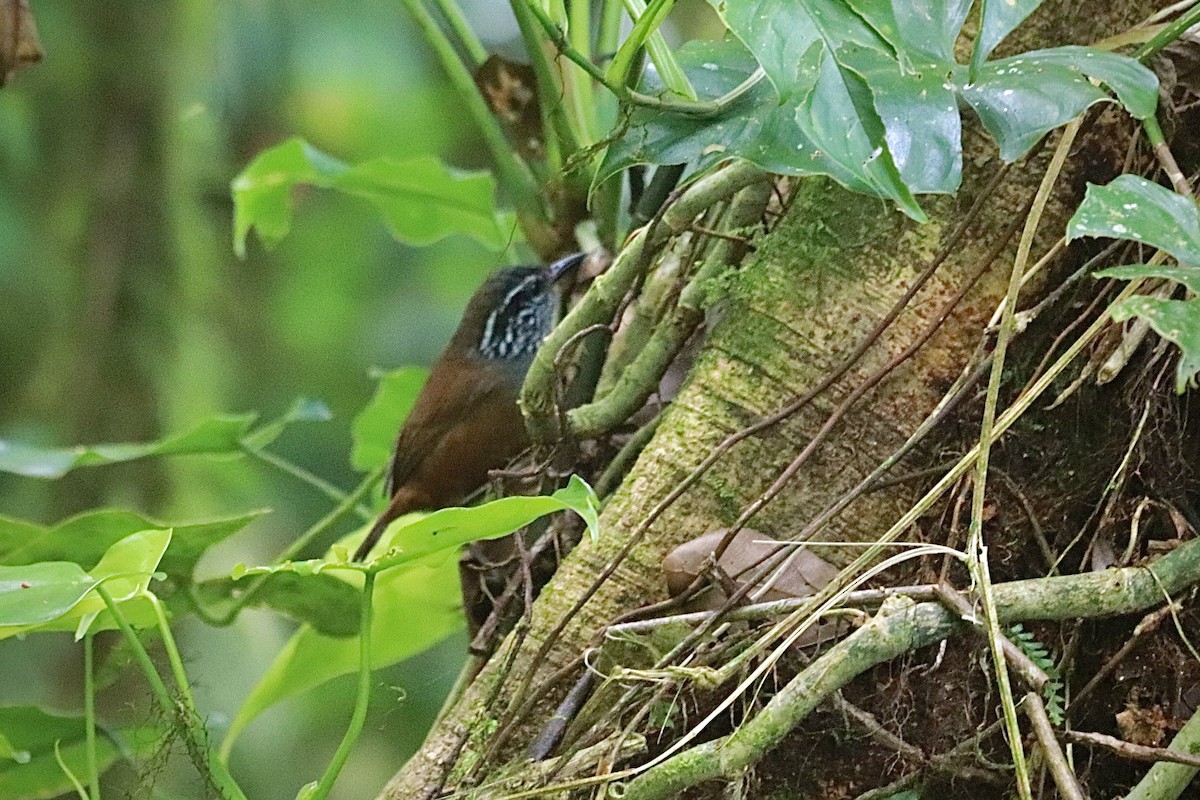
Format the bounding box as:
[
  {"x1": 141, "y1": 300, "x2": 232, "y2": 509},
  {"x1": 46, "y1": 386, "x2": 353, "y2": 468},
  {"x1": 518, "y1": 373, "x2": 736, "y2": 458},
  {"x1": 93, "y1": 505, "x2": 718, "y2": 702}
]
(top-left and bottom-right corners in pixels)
[
  {"x1": 1068, "y1": 175, "x2": 1200, "y2": 265},
  {"x1": 1108, "y1": 296, "x2": 1200, "y2": 393},
  {"x1": 231, "y1": 138, "x2": 506, "y2": 257}
]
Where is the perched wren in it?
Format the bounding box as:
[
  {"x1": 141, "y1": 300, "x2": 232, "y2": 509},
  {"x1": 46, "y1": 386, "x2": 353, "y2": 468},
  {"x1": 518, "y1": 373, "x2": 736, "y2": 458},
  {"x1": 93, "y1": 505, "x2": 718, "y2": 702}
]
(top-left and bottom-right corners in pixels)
[{"x1": 353, "y1": 252, "x2": 586, "y2": 561}]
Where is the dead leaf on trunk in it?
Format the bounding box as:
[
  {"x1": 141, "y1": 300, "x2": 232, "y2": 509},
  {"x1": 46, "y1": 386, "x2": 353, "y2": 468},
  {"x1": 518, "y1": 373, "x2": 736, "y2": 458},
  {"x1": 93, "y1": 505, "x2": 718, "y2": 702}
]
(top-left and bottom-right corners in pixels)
[
  {"x1": 1, "y1": 0, "x2": 43, "y2": 87},
  {"x1": 474, "y1": 54, "x2": 542, "y2": 162}
]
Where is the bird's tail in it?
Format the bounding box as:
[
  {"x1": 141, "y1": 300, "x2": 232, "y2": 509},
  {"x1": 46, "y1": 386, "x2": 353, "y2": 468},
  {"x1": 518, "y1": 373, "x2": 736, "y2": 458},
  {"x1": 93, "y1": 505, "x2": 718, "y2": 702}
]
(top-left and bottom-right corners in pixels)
[{"x1": 352, "y1": 516, "x2": 391, "y2": 561}]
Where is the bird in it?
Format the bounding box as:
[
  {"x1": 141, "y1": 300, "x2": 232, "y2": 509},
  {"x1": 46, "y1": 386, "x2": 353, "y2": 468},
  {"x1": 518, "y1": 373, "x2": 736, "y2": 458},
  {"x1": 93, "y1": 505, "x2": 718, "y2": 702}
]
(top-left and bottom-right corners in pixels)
[{"x1": 352, "y1": 252, "x2": 586, "y2": 561}]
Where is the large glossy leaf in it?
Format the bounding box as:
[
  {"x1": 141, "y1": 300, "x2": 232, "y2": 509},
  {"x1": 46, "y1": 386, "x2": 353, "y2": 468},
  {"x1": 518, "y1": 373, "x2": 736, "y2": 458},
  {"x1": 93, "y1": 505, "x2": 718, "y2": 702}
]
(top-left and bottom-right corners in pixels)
[
  {"x1": 0, "y1": 414, "x2": 256, "y2": 479},
  {"x1": 846, "y1": 0, "x2": 972, "y2": 64},
  {"x1": 1068, "y1": 175, "x2": 1200, "y2": 265},
  {"x1": 349, "y1": 366, "x2": 427, "y2": 474},
  {"x1": 232, "y1": 138, "x2": 506, "y2": 257},
  {"x1": 0, "y1": 707, "x2": 160, "y2": 800},
  {"x1": 0, "y1": 562, "x2": 95, "y2": 627},
  {"x1": 958, "y1": 48, "x2": 1159, "y2": 162},
  {"x1": 219, "y1": 553, "x2": 462, "y2": 757},
  {"x1": 0, "y1": 509, "x2": 265, "y2": 579},
  {"x1": 713, "y1": 1, "x2": 925, "y2": 216},
  {"x1": 974, "y1": 0, "x2": 1043, "y2": 63},
  {"x1": 599, "y1": 38, "x2": 925, "y2": 212}
]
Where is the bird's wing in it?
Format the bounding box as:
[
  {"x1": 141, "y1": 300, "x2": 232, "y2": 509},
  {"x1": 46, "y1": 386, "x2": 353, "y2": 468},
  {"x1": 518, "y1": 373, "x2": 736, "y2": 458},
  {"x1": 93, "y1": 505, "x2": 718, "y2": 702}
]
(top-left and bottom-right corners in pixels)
[{"x1": 384, "y1": 357, "x2": 504, "y2": 498}]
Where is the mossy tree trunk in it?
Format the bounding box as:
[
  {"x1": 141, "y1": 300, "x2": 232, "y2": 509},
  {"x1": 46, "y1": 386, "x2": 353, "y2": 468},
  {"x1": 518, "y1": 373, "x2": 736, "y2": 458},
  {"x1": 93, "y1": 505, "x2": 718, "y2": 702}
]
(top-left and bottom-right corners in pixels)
[{"x1": 383, "y1": 2, "x2": 1164, "y2": 796}]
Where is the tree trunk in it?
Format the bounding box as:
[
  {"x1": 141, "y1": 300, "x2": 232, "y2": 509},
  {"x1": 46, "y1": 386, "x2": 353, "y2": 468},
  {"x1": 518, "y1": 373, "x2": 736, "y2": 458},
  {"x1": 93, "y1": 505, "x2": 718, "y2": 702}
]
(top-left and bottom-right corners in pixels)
[{"x1": 384, "y1": 2, "x2": 1163, "y2": 796}]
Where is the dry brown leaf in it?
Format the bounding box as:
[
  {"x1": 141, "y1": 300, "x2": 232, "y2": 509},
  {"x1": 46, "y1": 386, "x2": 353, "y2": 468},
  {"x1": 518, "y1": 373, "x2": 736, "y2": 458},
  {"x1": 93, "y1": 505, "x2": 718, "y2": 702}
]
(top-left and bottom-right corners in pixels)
[{"x1": 1, "y1": 0, "x2": 43, "y2": 87}]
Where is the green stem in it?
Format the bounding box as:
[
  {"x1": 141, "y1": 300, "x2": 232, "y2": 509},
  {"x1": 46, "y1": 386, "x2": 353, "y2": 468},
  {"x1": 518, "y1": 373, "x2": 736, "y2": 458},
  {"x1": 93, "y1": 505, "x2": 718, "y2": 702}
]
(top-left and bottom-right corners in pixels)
[
  {"x1": 525, "y1": 2, "x2": 763, "y2": 118},
  {"x1": 148, "y1": 594, "x2": 197, "y2": 712},
  {"x1": 1142, "y1": 114, "x2": 1193, "y2": 197},
  {"x1": 84, "y1": 633, "x2": 100, "y2": 800},
  {"x1": 429, "y1": 0, "x2": 487, "y2": 66},
  {"x1": 570, "y1": 179, "x2": 772, "y2": 439},
  {"x1": 96, "y1": 586, "x2": 248, "y2": 800},
  {"x1": 309, "y1": 571, "x2": 376, "y2": 800},
  {"x1": 567, "y1": 0, "x2": 598, "y2": 142},
  {"x1": 399, "y1": 0, "x2": 550, "y2": 237},
  {"x1": 241, "y1": 444, "x2": 372, "y2": 521},
  {"x1": 190, "y1": 466, "x2": 384, "y2": 626},
  {"x1": 510, "y1": 0, "x2": 581, "y2": 169},
  {"x1": 1133, "y1": 4, "x2": 1200, "y2": 61}
]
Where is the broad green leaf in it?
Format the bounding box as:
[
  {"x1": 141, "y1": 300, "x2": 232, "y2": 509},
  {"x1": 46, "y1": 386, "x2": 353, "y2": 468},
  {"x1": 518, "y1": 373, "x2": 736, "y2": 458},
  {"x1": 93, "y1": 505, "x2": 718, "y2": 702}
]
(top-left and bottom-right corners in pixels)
[
  {"x1": 958, "y1": 48, "x2": 1158, "y2": 162},
  {"x1": 711, "y1": 1, "x2": 924, "y2": 218},
  {"x1": 599, "y1": 39, "x2": 924, "y2": 215},
  {"x1": 0, "y1": 509, "x2": 266, "y2": 580},
  {"x1": 836, "y1": 44, "x2": 960, "y2": 194},
  {"x1": 712, "y1": 0, "x2": 883, "y2": 92},
  {"x1": 0, "y1": 562, "x2": 94, "y2": 627},
  {"x1": 192, "y1": 571, "x2": 362, "y2": 637},
  {"x1": 1107, "y1": 296, "x2": 1200, "y2": 393},
  {"x1": 974, "y1": 0, "x2": 1043, "y2": 63},
  {"x1": 367, "y1": 475, "x2": 601, "y2": 565},
  {"x1": 0, "y1": 413, "x2": 256, "y2": 479},
  {"x1": 0, "y1": 529, "x2": 171, "y2": 641},
  {"x1": 71, "y1": 528, "x2": 172, "y2": 638},
  {"x1": 350, "y1": 366, "x2": 427, "y2": 473},
  {"x1": 1096, "y1": 265, "x2": 1200, "y2": 296},
  {"x1": 0, "y1": 707, "x2": 159, "y2": 800},
  {"x1": 846, "y1": 0, "x2": 972, "y2": 64},
  {"x1": 1068, "y1": 176, "x2": 1200, "y2": 265},
  {"x1": 231, "y1": 138, "x2": 505, "y2": 257},
  {"x1": 220, "y1": 553, "x2": 462, "y2": 756}
]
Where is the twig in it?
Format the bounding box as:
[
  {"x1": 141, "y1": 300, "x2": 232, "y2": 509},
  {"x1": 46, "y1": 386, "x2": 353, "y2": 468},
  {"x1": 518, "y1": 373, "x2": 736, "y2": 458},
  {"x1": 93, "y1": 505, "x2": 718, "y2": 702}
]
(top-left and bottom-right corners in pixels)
[{"x1": 1025, "y1": 691, "x2": 1086, "y2": 800}]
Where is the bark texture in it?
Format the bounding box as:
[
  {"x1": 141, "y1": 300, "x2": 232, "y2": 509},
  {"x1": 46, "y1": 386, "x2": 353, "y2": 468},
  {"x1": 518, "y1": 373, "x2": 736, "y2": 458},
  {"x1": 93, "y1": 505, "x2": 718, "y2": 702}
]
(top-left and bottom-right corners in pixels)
[{"x1": 383, "y1": 2, "x2": 1163, "y2": 795}]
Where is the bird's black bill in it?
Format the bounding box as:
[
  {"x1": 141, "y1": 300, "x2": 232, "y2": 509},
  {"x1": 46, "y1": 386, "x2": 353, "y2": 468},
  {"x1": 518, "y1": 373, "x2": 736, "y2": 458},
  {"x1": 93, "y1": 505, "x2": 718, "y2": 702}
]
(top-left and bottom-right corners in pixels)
[{"x1": 546, "y1": 252, "x2": 587, "y2": 282}]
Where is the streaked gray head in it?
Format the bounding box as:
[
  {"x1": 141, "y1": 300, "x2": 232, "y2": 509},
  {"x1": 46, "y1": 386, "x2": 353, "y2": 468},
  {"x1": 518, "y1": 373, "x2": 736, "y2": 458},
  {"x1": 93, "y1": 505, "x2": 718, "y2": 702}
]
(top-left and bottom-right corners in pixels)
[{"x1": 459, "y1": 253, "x2": 585, "y2": 363}]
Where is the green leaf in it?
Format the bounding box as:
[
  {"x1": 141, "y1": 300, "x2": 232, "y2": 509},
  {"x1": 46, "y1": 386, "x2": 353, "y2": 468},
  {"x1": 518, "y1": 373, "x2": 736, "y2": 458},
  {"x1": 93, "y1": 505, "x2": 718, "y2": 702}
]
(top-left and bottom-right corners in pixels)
[
  {"x1": 1108, "y1": 296, "x2": 1200, "y2": 393},
  {"x1": 367, "y1": 475, "x2": 601, "y2": 566},
  {"x1": 836, "y1": 44, "x2": 961, "y2": 194},
  {"x1": 974, "y1": 0, "x2": 1043, "y2": 64},
  {"x1": 1068, "y1": 175, "x2": 1200, "y2": 265},
  {"x1": 231, "y1": 138, "x2": 505, "y2": 257},
  {"x1": 712, "y1": 1, "x2": 925, "y2": 218},
  {"x1": 192, "y1": 571, "x2": 362, "y2": 637},
  {"x1": 0, "y1": 529, "x2": 171, "y2": 641},
  {"x1": 0, "y1": 509, "x2": 266, "y2": 581},
  {"x1": 350, "y1": 367, "x2": 427, "y2": 473},
  {"x1": 959, "y1": 48, "x2": 1158, "y2": 162},
  {"x1": 0, "y1": 562, "x2": 95, "y2": 627},
  {"x1": 220, "y1": 477, "x2": 601, "y2": 753},
  {"x1": 0, "y1": 413, "x2": 257, "y2": 479},
  {"x1": 219, "y1": 553, "x2": 463, "y2": 757},
  {"x1": 1096, "y1": 265, "x2": 1200, "y2": 295},
  {"x1": 846, "y1": 0, "x2": 972, "y2": 64},
  {"x1": 599, "y1": 38, "x2": 925, "y2": 215},
  {"x1": 0, "y1": 707, "x2": 159, "y2": 800}
]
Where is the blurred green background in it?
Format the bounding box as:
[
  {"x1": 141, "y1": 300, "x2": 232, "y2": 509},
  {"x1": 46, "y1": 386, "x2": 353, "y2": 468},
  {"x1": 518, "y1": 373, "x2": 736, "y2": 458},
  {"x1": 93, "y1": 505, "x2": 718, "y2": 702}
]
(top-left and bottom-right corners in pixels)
[
  {"x1": 0, "y1": 1, "x2": 519, "y2": 797},
  {"x1": 0, "y1": 1, "x2": 720, "y2": 797}
]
